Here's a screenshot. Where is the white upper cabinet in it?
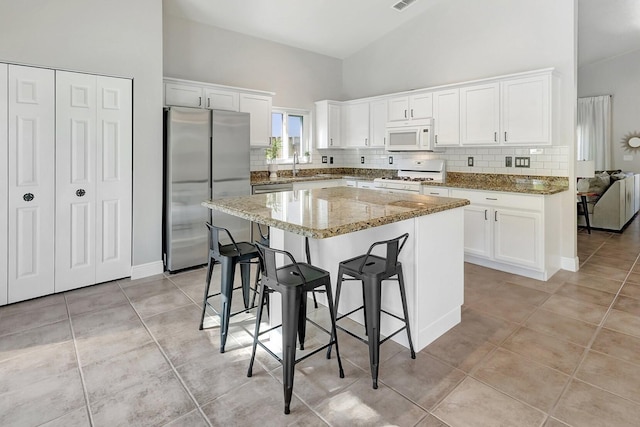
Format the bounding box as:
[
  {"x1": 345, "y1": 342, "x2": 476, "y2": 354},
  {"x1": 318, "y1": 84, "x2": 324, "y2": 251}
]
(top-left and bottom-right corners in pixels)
[
  {"x1": 204, "y1": 88, "x2": 239, "y2": 111},
  {"x1": 432, "y1": 89, "x2": 460, "y2": 147},
  {"x1": 164, "y1": 79, "x2": 273, "y2": 147},
  {"x1": 388, "y1": 92, "x2": 433, "y2": 122},
  {"x1": 165, "y1": 82, "x2": 205, "y2": 108},
  {"x1": 239, "y1": 93, "x2": 272, "y2": 147},
  {"x1": 315, "y1": 100, "x2": 341, "y2": 149},
  {"x1": 500, "y1": 74, "x2": 551, "y2": 145},
  {"x1": 342, "y1": 101, "x2": 370, "y2": 147},
  {"x1": 460, "y1": 83, "x2": 500, "y2": 145},
  {"x1": 369, "y1": 99, "x2": 388, "y2": 148}
]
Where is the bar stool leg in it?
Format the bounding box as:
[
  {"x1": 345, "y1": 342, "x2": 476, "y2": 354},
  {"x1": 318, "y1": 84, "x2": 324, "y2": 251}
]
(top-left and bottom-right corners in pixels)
[
  {"x1": 363, "y1": 277, "x2": 382, "y2": 389},
  {"x1": 397, "y1": 268, "x2": 416, "y2": 359},
  {"x1": 199, "y1": 258, "x2": 216, "y2": 330},
  {"x1": 281, "y1": 287, "x2": 301, "y2": 415},
  {"x1": 247, "y1": 281, "x2": 267, "y2": 378},
  {"x1": 219, "y1": 259, "x2": 236, "y2": 353},
  {"x1": 324, "y1": 281, "x2": 345, "y2": 378},
  {"x1": 240, "y1": 261, "x2": 251, "y2": 309},
  {"x1": 298, "y1": 292, "x2": 307, "y2": 350},
  {"x1": 327, "y1": 266, "x2": 345, "y2": 358}
]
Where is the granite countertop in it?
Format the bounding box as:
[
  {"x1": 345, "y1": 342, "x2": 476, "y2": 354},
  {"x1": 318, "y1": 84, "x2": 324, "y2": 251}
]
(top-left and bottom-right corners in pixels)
[
  {"x1": 202, "y1": 186, "x2": 469, "y2": 239},
  {"x1": 249, "y1": 169, "x2": 569, "y2": 195}
]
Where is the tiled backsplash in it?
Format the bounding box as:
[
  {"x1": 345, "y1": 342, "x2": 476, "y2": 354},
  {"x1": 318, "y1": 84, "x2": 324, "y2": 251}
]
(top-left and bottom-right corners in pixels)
[{"x1": 251, "y1": 146, "x2": 570, "y2": 177}]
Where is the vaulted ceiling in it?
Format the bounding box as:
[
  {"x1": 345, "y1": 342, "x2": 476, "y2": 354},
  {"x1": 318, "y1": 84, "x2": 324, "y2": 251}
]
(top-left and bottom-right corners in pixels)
[{"x1": 164, "y1": 0, "x2": 640, "y2": 66}]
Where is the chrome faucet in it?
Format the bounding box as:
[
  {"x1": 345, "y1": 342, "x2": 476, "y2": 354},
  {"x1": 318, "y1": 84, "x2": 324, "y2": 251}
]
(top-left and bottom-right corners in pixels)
[{"x1": 292, "y1": 151, "x2": 299, "y2": 177}]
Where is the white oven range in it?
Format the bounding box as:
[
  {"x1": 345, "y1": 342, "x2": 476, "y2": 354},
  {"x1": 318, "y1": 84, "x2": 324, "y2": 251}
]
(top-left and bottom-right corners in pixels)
[{"x1": 373, "y1": 159, "x2": 446, "y2": 194}]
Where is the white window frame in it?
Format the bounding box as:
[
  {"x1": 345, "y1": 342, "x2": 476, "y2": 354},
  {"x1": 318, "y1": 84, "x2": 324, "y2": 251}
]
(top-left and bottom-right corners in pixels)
[{"x1": 272, "y1": 107, "x2": 311, "y2": 164}]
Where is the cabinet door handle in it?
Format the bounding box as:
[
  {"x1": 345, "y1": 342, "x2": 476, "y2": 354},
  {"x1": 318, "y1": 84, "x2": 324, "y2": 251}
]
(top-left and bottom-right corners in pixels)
[
  {"x1": 411, "y1": 109, "x2": 414, "y2": 118},
  {"x1": 435, "y1": 135, "x2": 438, "y2": 144},
  {"x1": 365, "y1": 138, "x2": 368, "y2": 146},
  {"x1": 330, "y1": 138, "x2": 333, "y2": 146},
  {"x1": 207, "y1": 98, "x2": 210, "y2": 108},
  {"x1": 504, "y1": 131, "x2": 507, "y2": 142},
  {"x1": 494, "y1": 211, "x2": 498, "y2": 221},
  {"x1": 198, "y1": 96, "x2": 202, "y2": 106},
  {"x1": 76, "y1": 189, "x2": 86, "y2": 197},
  {"x1": 486, "y1": 197, "x2": 498, "y2": 200},
  {"x1": 404, "y1": 109, "x2": 407, "y2": 118},
  {"x1": 494, "y1": 131, "x2": 497, "y2": 142},
  {"x1": 484, "y1": 209, "x2": 488, "y2": 220},
  {"x1": 23, "y1": 193, "x2": 34, "y2": 202}
]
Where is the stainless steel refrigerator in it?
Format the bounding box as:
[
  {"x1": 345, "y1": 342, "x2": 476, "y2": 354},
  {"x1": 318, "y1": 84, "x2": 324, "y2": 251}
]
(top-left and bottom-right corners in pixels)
[{"x1": 164, "y1": 107, "x2": 251, "y2": 272}]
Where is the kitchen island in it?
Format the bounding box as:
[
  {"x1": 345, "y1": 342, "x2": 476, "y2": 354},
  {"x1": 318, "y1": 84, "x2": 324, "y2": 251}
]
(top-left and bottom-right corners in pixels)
[{"x1": 203, "y1": 187, "x2": 469, "y2": 351}]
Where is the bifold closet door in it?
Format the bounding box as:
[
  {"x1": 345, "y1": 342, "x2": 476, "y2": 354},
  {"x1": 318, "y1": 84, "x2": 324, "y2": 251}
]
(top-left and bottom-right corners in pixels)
[
  {"x1": 7, "y1": 65, "x2": 55, "y2": 303},
  {"x1": 0, "y1": 64, "x2": 7, "y2": 305},
  {"x1": 55, "y1": 72, "x2": 132, "y2": 292}
]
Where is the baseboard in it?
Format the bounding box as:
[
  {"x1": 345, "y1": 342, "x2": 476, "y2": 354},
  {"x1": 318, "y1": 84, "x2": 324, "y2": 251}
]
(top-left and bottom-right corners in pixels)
[
  {"x1": 561, "y1": 256, "x2": 579, "y2": 272},
  {"x1": 130, "y1": 261, "x2": 164, "y2": 280}
]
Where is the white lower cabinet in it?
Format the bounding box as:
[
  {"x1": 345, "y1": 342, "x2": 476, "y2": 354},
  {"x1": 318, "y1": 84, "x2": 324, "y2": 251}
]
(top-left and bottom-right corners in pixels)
[
  {"x1": 293, "y1": 179, "x2": 344, "y2": 191},
  {"x1": 421, "y1": 186, "x2": 450, "y2": 197},
  {"x1": 1, "y1": 63, "x2": 133, "y2": 305},
  {"x1": 451, "y1": 188, "x2": 560, "y2": 280}
]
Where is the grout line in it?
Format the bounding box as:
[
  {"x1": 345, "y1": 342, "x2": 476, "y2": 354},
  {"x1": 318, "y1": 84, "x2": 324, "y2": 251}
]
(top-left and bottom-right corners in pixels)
[
  {"x1": 63, "y1": 293, "x2": 96, "y2": 427},
  {"x1": 546, "y1": 234, "x2": 640, "y2": 419},
  {"x1": 116, "y1": 280, "x2": 214, "y2": 427}
]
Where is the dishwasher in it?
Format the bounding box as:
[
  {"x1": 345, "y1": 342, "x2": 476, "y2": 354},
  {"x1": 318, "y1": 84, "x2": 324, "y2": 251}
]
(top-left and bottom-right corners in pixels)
[{"x1": 250, "y1": 183, "x2": 293, "y2": 242}]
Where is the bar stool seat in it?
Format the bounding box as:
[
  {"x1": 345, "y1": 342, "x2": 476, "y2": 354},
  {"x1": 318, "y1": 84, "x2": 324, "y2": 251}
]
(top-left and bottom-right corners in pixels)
[
  {"x1": 333, "y1": 233, "x2": 416, "y2": 389},
  {"x1": 247, "y1": 242, "x2": 344, "y2": 414},
  {"x1": 199, "y1": 223, "x2": 261, "y2": 353}
]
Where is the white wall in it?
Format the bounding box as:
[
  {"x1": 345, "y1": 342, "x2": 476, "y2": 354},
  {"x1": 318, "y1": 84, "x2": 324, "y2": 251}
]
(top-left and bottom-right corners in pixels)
[
  {"x1": 163, "y1": 15, "x2": 343, "y2": 109},
  {"x1": 579, "y1": 49, "x2": 640, "y2": 173},
  {"x1": 342, "y1": 0, "x2": 578, "y2": 268},
  {"x1": 0, "y1": 0, "x2": 164, "y2": 268}
]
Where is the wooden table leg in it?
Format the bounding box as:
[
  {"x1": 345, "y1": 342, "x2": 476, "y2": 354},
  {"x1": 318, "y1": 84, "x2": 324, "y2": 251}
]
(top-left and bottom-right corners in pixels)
[{"x1": 580, "y1": 195, "x2": 591, "y2": 234}]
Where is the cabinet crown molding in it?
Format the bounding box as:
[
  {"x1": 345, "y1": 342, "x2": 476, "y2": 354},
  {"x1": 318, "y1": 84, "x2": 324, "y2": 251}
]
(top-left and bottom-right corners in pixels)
[{"x1": 163, "y1": 77, "x2": 275, "y2": 97}]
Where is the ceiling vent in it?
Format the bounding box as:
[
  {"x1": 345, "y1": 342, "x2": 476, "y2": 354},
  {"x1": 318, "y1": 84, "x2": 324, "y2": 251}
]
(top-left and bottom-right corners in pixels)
[{"x1": 392, "y1": 0, "x2": 417, "y2": 12}]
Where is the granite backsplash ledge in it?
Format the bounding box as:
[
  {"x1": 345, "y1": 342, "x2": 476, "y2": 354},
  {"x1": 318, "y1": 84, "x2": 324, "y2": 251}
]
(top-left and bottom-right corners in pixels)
[
  {"x1": 446, "y1": 172, "x2": 569, "y2": 187},
  {"x1": 251, "y1": 167, "x2": 397, "y2": 181}
]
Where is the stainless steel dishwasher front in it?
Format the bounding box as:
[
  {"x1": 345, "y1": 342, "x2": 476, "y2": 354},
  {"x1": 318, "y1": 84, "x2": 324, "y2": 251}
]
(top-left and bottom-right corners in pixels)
[{"x1": 252, "y1": 183, "x2": 294, "y2": 194}]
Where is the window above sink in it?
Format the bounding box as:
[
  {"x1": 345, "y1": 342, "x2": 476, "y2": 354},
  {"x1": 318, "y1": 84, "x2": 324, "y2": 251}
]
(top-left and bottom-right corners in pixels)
[{"x1": 270, "y1": 107, "x2": 311, "y2": 163}]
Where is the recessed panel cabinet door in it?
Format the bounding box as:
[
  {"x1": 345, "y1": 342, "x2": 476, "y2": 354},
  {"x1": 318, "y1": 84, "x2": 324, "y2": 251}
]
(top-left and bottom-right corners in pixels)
[
  {"x1": 55, "y1": 71, "x2": 97, "y2": 292},
  {"x1": 7, "y1": 65, "x2": 55, "y2": 303},
  {"x1": 493, "y1": 208, "x2": 541, "y2": 269},
  {"x1": 0, "y1": 63, "x2": 7, "y2": 305},
  {"x1": 95, "y1": 76, "x2": 132, "y2": 284}
]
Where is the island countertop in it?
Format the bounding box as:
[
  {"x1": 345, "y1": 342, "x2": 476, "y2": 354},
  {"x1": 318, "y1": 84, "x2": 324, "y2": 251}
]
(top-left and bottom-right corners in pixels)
[{"x1": 202, "y1": 186, "x2": 469, "y2": 239}]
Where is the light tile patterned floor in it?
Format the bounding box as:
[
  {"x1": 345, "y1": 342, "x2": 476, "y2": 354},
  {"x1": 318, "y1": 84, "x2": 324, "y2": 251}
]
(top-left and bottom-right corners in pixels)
[{"x1": 2, "y1": 219, "x2": 640, "y2": 426}]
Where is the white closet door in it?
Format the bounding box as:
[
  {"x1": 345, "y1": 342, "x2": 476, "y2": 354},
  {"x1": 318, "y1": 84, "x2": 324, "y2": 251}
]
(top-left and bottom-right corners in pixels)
[
  {"x1": 95, "y1": 76, "x2": 131, "y2": 283},
  {"x1": 55, "y1": 71, "x2": 97, "y2": 292},
  {"x1": 8, "y1": 65, "x2": 55, "y2": 303},
  {"x1": 0, "y1": 63, "x2": 8, "y2": 305}
]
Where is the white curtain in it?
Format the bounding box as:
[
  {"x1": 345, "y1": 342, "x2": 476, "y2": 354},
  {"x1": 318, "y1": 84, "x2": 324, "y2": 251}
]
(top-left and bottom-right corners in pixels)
[{"x1": 577, "y1": 95, "x2": 612, "y2": 171}]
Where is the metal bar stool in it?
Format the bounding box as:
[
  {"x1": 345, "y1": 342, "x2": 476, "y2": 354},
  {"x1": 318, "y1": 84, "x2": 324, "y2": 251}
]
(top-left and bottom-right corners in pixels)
[
  {"x1": 331, "y1": 233, "x2": 416, "y2": 389},
  {"x1": 199, "y1": 223, "x2": 261, "y2": 353},
  {"x1": 247, "y1": 242, "x2": 344, "y2": 414}
]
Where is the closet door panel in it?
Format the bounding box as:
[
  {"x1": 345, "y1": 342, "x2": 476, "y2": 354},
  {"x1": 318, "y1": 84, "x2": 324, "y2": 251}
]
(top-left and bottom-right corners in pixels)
[
  {"x1": 0, "y1": 63, "x2": 7, "y2": 305},
  {"x1": 96, "y1": 76, "x2": 132, "y2": 283},
  {"x1": 55, "y1": 71, "x2": 97, "y2": 292},
  {"x1": 7, "y1": 65, "x2": 55, "y2": 303}
]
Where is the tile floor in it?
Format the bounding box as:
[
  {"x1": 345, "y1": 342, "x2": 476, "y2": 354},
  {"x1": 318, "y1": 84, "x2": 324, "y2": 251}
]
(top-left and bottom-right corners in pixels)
[{"x1": 3, "y1": 219, "x2": 640, "y2": 426}]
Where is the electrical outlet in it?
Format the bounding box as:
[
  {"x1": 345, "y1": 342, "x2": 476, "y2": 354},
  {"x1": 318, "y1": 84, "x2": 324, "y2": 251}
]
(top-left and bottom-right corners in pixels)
[
  {"x1": 515, "y1": 157, "x2": 530, "y2": 168},
  {"x1": 329, "y1": 156, "x2": 334, "y2": 164},
  {"x1": 467, "y1": 157, "x2": 474, "y2": 167},
  {"x1": 321, "y1": 156, "x2": 327, "y2": 164},
  {"x1": 360, "y1": 156, "x2": 365, "y2": 164},
  {"x1": 505, "y1": 156, "x2": 512, "y2": 167},
  {"x1": 388, "y1": 156, "x2": 393, "y2": 164}
]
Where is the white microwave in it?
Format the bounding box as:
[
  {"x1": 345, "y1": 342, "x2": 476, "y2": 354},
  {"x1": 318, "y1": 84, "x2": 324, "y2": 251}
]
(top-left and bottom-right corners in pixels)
[{"x1": 385, "y1": 118, "x2": 438, "y2": 151}]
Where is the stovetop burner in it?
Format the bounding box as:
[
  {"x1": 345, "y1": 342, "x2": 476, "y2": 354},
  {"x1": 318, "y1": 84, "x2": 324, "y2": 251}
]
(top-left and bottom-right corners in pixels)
[{"x1": 381, "y1": 176, "x2": 435, "y2": 182}]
